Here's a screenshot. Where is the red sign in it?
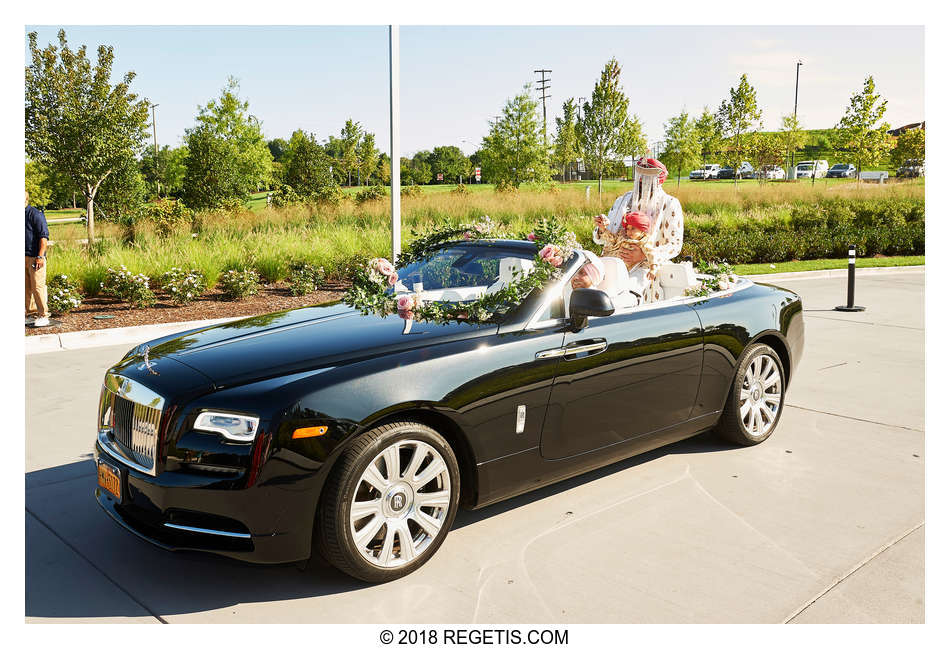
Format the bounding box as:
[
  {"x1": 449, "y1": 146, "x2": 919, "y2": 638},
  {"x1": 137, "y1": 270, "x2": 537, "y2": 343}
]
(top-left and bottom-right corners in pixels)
[
  {"x1": 475, "y1": 167, "x2": 481, "y2": 181},
  {"x1": 437, "y1": 172, "x2": 444, "y2": 181}
]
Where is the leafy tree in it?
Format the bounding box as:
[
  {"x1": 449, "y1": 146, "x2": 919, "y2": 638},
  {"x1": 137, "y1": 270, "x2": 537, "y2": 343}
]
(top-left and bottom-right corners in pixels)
[
  {"x1": 552, "y1": 99, "x2": 581, "y2": 181},
  {"x1": 140, "y1": 145, "x2": 187, "y2": 197},
  {"x1": 429, "y1": 146, "x2": 471, "y2": 184},
  {"x1": 183, "y1": 78, "x2": 272, "y2": 207},
  {"x1": 339, "y1": 119, "x2": 362, "y2": 186},
  {"x1": 411, "y1": 151, "x2": 434, "y2": 185},
  {"x1": 25, "y1": 30, "x2": 150, "y2": 242},
  {"x1": 716, "y1": 74, "x2": 762, "y2": 186},
  {"x1": 618, "y1": 115, "x2": 647, "y2": 178},
  {"x1": 832, "y1": 76, "x2": 892, "y2": 179},
  {"x1": 889, "y1": 128, "x2": 924, "y2": 169},
  {"x1": 25, "y1": 161, "x2": 52, "y2": 208},
  {"x1": 777, "y1": 114, "x2": 807, "y2": 173},
  {"x1": 267, "y1": 137, "x2": 290, "y2": 162},
  {"x1": 96, "y1": 155, "x2": 147, "y2": 221},
  {"x1": 745, "y1": 131, "x2": 784, "y2": 180},
  {"x1": 695, "y1": 106, "x2": 723, "y2": 165},
  {"x1": 481, "y1": 84, "x2": 551, "y2": 186},
  {"x1": 578, "y1": 59, "x2": 633, "y2": 195},
  {"x1": 661, "y1": 110, "x2": 700, "y2": 187},
  {"x1": 377, "y1": 153, "x2": 392, "y2": 185},
  {"x1": 283, "y1": 130, "x2": 334, "y2": 195},
  {"x1": 357, "y1": 132, "x2": 379, "y2": 186}
]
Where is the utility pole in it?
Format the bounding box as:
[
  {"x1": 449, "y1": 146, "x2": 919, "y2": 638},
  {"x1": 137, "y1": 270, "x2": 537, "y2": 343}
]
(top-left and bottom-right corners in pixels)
[
  {"x1": 791, "y1": 60, "x2": 803, "y2": 181},
  {"x1": 534, "y1": 69, "x2": 552, "y2": 146},
  {"x1": 150, "y1": 103, "x2": 161, "y2": 196},
  {"x1": 389, "y1": 25, "x2": 400, "y2": 262}
]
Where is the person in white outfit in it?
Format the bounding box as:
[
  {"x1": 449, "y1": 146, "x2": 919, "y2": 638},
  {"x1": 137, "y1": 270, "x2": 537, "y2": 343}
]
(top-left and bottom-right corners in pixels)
[{"x1": 592, "y1": 157, "x2": 684, "y2": 303}]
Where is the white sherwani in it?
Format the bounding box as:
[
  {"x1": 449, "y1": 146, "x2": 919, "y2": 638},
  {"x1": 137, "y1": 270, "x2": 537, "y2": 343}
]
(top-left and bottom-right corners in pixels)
[{"x1": 592, "y1": 165, "x2": 684, "y2": 302}]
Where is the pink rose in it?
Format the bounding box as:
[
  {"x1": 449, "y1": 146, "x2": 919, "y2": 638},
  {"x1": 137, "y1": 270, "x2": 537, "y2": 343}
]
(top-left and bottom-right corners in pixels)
[
  {"x1": 397, "y1": 295, "x2": 414, "y2": 311},
  {"x1": 374, "y1": 258, "x2": 395, "y2": 277},
  {"x1": 387, "y1": 273, "x2": 398, "y2": 286},
  {"x1": 474, "y1": 222, "x2": 489, "y2": 234},
  {"x1": 539, "y1": 244, "x2": 563, "y2": 267},
  {"x1": 526, "y1": 232, "x2": 536, "y2": 241},
  {"x1": 463, "y1": 231, "x2": 472, "y2": 240}
]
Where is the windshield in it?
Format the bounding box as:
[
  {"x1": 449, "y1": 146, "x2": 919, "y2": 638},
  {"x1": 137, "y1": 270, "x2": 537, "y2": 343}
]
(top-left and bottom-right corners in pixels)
[
  {"x1": 394, "y1": 243, "x2": 558, "y2": 311},
  {"x1": 797, "y1": 162, "x2": 814, "y2": 169},
  {"x1": 831, "y1": 164, "x2": 848, "y2": 170},
  {"x1": 704, "y1": 165, "x2": 715, "y2": 170}
]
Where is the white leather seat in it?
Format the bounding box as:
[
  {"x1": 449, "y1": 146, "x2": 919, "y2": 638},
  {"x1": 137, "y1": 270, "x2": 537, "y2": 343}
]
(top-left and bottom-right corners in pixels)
[
  {"x1": 598, "y1": 256, "x2": 629, "y2": 297},
  {"x1": 486, "y1": 257, "x2": 535, "y2": 294},
  {"x1": 656, "y1": 262, "x2": 698, "y2": 299}
]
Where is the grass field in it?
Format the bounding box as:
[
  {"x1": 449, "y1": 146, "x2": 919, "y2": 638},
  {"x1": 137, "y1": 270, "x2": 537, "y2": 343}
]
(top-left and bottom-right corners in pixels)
[{"x1": 734, "y1": 255, "x2": 924, "y2": 275}]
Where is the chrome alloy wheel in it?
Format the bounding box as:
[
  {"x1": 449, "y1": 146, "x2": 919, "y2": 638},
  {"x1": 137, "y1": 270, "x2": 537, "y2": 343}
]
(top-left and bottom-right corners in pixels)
[
  {"x1": 739, "y1": 355, "x2": 783, "y2": 438},
  {"x1": 349, "y1": 440, "x2": 452, "y2": 568}
]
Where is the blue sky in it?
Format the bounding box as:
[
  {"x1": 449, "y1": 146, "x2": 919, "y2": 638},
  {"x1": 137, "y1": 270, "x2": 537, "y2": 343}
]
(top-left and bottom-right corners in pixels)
[{"x1": 25, "y1": 25, "x2": 924, "y2": 157}]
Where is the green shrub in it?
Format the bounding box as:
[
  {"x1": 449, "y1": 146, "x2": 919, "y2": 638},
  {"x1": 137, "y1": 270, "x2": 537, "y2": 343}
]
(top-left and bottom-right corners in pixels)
[
  {"x1": 401, "y1": 184, "x2": 423, "y2": 198},
  {"x1": 451, "y1": 183, "x2": 469, "y2": 195},
  {"x1": 139, "y1": 199, "x2": 194, "y2": 238},
  {"x1": 270, "y1": 184, "x2": 301, "y2": 208},
  {"x1": 288, "y1": 261, "x2": 326, "y2": 296},
  {"x1": 219, "y1": 268, "x2": 260, "y2": 300},
  {"x1": 520, "y1": 180, "x2": 560, "y2": 194},
  {"x1": 310, "y1": 184, "x2": 347, "y2": 206},
  {"x1": 47, "y1": 274, "x2": 83, "y2": 315},
  {"x1": 218, "y1": 197, "x2": 248, "y2": 213},
  {"x1": 102, "y1": 266, "x2": 156, "y2": 309},
  {"x1": 159, "y1": 267, "x2": 207, "y2": 305},
  {"x1": 494, "y1": 180, "x2": 518, "y2": 194},
  {"x1": 355, "y1": 184, "x2": 388, "y2": 204}
]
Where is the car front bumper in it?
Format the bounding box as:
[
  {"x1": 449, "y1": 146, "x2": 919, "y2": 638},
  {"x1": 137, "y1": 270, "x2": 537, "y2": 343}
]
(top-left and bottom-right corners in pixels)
[{"x1": 94, "y1": 440, "x2": 314, "y2": 564}]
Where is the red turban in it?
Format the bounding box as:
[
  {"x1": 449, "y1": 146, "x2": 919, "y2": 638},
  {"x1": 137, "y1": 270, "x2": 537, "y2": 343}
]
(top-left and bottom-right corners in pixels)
[
  {"x1": 622, "y1": 210, "x2": 651, "y2": 233},
  {"x1": 636, "y1": 157, "x2": 668, "y2": 184}
]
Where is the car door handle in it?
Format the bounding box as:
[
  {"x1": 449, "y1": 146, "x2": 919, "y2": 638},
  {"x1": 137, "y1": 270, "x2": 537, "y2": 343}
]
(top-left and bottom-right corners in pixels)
[{"x1": 536, "y1": 339, "x2": 607, "y2": 360}]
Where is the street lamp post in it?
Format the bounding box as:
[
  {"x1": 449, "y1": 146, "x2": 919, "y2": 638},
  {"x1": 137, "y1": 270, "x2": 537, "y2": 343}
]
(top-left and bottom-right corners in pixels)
[
  {"x1": 150, "y1": 103, "x2": 161, "y2": 196},
  {"x1": 389, "y1": 25, "x2": 400, "y2": 262},
  {"x1": 790, "y1": 60, "x2": 803, "y2": 181}
]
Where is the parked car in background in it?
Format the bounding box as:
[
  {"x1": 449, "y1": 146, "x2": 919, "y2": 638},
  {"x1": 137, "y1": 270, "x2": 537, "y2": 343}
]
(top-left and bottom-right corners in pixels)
[
  {"x1": 827, "y1": 163, "x2": 856, "y2": 178},
  {"x1": 759, "y1": 165, "x2": 786, "y2": 180},
  {"x1": 737, "y1": 162, "x2": 756, "y2": 179},
  {"x1": 689, "y1": 164, "x2": 721, "y2": 180},
  {"x1": 795, "y1": 160, "x2": 829, "y2": 179},
  {"x1": 717, "y1": 166, "x2": 736, "y2": 179},
  {"x1": 897, "y1": 159, "x2": 925, "y2": 178}
]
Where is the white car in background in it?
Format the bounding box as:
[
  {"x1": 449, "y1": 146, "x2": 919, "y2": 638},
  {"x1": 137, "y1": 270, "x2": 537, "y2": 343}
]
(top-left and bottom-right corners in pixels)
[
  {"x1": 795, "y1": 160, "x2": 829, "y2": 179},
  {"x1": 689, "y1": 164, "x2": 720, "y2": 180},
  {"x1": 760, "y1": 165, "x2": 786, "y2": 180}
]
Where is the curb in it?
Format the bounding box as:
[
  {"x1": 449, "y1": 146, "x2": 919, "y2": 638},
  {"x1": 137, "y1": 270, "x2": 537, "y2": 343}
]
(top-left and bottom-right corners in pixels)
[
  {"x1": 24, "y1": 265, "x2": 924, "y2": 355},
  {"x1": 25, "y1": 316, "x2": 243, "y2": 356},
  {"x1": 743, "y1": 265, "x2": 924, "y2": 282}
]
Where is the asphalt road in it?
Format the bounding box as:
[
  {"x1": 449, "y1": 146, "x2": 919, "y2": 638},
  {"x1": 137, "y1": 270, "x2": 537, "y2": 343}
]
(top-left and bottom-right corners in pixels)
[{"x1": 25, "y1": 271, "x2": 924, "y2": 623}]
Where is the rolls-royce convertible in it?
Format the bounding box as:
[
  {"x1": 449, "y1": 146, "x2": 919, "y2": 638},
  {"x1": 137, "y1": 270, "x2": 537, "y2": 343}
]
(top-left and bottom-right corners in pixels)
[{"x1": 94, "y1": 239, "x2": 804, "y2": 582}]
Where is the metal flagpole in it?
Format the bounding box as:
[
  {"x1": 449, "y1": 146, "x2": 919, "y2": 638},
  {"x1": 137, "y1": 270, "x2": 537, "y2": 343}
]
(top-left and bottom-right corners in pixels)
[{"x1": 390, "y1": 25, "x2": 401, "y2": 262}]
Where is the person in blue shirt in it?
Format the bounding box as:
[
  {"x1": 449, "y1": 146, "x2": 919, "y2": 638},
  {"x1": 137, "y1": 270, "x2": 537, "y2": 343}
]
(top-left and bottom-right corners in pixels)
[{"x1": 25, "y1": 190, "x2": 51, "y2": 327}]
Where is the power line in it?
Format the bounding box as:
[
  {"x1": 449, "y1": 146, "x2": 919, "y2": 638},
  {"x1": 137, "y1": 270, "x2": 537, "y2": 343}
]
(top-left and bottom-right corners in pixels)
[{"x1": 534, "y1": 69, "x2": 552, "y2": 146}]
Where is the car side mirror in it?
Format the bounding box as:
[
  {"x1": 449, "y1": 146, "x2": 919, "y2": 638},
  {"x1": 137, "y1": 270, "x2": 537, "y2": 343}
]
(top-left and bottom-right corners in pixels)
[{"x1": 569, "y1": 288, "x2": 615, "y2": 331}]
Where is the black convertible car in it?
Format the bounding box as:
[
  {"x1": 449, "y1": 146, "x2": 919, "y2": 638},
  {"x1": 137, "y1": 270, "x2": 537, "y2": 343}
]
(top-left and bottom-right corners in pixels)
[{"x1": 94, "y1": 240, "x2": 804, "y2": 582}]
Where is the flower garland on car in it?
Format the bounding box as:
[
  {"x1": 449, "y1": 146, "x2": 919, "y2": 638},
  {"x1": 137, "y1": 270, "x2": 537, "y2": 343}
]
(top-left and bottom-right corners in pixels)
[
  {"x1": 344, "y1": 216, "x2": 579, "y2": 323},
  {"x1": 683, "y1": 259, "x2": 739, "y2": 298}
]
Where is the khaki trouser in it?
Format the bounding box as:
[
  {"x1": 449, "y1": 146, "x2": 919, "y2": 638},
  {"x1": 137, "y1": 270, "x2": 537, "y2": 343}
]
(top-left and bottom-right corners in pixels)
[{"x1": 25, "y1": 256, "x2": 49, "y2": 318}]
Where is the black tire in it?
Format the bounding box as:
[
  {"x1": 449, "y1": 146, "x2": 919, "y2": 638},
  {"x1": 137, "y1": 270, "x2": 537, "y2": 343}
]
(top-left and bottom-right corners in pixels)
[
  {"x1": 715, "y1": 343, "x2": 786, "y2": 446},
  {"x1": 316, "y1": 420, "x2": 460, "y2": 582}
]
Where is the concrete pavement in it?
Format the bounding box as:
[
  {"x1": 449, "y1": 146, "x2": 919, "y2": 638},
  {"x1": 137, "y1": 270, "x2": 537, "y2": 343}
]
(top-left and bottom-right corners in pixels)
[{"x1": 25, "y1": 271, "x2": 924, "y2": 623}]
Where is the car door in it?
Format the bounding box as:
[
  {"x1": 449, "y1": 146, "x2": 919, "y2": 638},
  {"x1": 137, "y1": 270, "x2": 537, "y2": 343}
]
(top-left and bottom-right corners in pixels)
[{"x1": 539, "y1": 302, "x2": 704, "y2": 460}]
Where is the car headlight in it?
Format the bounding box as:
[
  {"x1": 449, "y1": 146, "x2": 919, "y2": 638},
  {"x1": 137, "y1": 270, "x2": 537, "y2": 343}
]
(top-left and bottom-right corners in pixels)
[{"x1": 194, "y1": 411, "x2": 260, "y2": 442}]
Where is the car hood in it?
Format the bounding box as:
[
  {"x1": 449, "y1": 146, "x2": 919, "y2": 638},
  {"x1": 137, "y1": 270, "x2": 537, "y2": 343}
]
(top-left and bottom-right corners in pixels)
[{"x1": 139, "y1": 300, "x2": 498, "y2": 388}]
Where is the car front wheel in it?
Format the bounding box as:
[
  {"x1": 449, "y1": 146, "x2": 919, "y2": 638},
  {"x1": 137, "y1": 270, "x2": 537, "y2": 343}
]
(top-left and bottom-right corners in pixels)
[
  {"x1": 715, "y1": 343, "x2": 786, "y2": 446},
  {"x1": 317, "y1": 421, "x2": 460, "y2": 582}
]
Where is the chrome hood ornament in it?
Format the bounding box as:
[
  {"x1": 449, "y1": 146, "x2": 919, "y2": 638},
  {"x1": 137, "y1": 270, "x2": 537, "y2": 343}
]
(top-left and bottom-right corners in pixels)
[{"x1": 137, "y1": 345, "x2": 160, "y2": 375}]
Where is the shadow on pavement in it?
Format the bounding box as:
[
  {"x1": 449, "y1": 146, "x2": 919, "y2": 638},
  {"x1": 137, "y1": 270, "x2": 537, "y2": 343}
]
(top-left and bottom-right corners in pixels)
[{"x1": 26, "y1": 431, "x2": 735, "y2": 621}]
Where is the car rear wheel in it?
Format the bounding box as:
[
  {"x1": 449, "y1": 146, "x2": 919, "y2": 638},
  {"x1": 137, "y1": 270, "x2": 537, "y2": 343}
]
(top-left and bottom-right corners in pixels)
[
  {"x1": 715, "y1": 343, "x2": 786, "y2": 446},
  {"x1": 317, "y1": 421, "x2": 460, "y2": 582}
]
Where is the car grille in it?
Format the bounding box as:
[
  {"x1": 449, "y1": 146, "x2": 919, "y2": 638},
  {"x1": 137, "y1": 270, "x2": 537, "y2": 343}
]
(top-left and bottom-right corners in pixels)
[{"x1": 99, "y1": 374, "x2": 166, "y2": 475}]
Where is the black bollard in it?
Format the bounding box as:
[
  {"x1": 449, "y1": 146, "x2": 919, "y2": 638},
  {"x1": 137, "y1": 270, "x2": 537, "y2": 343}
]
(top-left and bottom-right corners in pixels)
[{"x1": 834, "y1": 245, "x2": 866, "y2": 312}]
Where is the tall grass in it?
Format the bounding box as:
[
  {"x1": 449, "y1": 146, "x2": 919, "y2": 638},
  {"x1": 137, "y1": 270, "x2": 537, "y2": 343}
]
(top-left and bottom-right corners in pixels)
[{"x1": 47, "y1": 180, "x2": 925, "y2": 296}]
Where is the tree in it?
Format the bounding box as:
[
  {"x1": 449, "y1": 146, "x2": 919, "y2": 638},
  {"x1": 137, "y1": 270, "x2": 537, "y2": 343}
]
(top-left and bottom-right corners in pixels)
[
  {"x1": 833, "y1": 76, "x2": 892, "y2": 179},
  {"x1": 777, "y1": 114, "x2": 807, "y2": 175},
  {"x1": 25, "y1": 30, "x2": 150, "y2": 242},
  {"x1": 618, "y1": 115, "x2": 647, "y2": 179},
  {"x1": 716, "y1": 74, "x2": 763, "y2": 186},
  {"x1": 357, "y1": 132, "x2": 380, "y2": 186},
  {"x1": 889, "y1": 128, "x2": 924, "y2": 169},
  {"x1": 552, "y1": 99, "x2": 581, "y2": 182},
  {"x1": 695, "y1": 106, "x2": 723, "y2": 165},
  {"x1": 25, "y1": 161, "x2": 52, "y2": 208},
  {"x1": 377, "y1": 153, "x2": 392, "y2": 185},
  {"x1": 140, "y1": 145, "x2": 187, "y2": 197},
  {"x1": 339, "y1": 119, "x2": 362, "y2": 186},
  {"x1": 284, "y1": 130, "x2": 334, "y2": 195},
  {"x1": 578, "y1": 59, "x2": 633, "y2": 195},
  {"x1": 96, "y1": 155, "x2": 147, "y2": 221},
  {"x1": 745, "y1": 131, "x2": 784, "y2": 181},
  {"x1": 267, "y1": 137, "x2": 290, "y2": 162},
  {"x1": 661, "y1": 110, "x2": 701, "y2": 187},
  {"x1": 183, "y1": 78, "x2": 273, "y2": 207},
  {"x1": 480, "y1": 84, "x2": 550, "y2": 186},
  {"x1": 429, "y1": 146, "x2": 471, "y2": 184}
]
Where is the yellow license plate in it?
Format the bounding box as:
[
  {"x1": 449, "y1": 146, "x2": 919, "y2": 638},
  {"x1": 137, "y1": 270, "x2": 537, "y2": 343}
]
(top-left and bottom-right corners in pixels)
[{"x1": 97, "y1": 459, "x2": 122, "y2": 502}]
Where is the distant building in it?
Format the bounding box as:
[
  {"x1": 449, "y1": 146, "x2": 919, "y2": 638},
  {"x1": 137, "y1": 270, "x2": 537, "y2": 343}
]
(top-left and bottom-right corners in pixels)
[{"x1": 888, "y1": 121, "x2": 925, "y2": 137}]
